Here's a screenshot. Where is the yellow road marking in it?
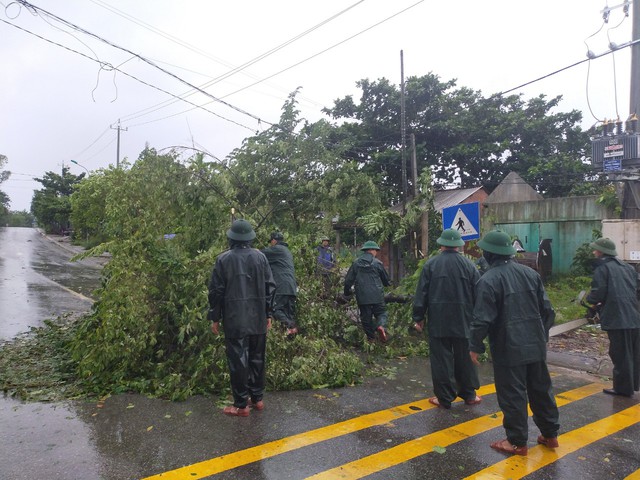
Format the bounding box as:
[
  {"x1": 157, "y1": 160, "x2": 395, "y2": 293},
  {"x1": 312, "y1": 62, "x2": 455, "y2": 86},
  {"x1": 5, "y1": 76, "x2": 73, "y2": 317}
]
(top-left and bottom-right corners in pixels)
[
  {"x1": 142, "y1": 384, "x2": 497, "y2": 479},
  {"x1": 306, "y1": 382, "x2": 605, "y2": 480},
  {"x1": 467, "y1": 403, "x2": 640, "y2": 479},
  {"x1": 625, "y1": 469, "x2": 640, "y2": 479}
]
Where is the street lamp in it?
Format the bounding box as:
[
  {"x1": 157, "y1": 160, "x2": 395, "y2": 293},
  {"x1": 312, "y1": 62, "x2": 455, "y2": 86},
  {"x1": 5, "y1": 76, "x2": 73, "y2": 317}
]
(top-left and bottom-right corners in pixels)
[{"x1": 70, "y1": 160, "x2": 89, "y2": 175}]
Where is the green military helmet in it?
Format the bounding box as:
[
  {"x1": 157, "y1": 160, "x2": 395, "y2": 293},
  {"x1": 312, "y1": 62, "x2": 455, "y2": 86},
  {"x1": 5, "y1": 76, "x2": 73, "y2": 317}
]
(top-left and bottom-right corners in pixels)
[
  {"x1": 589, "y1": 237, "x2": 617, "y2": 256},
  {"x1": 360, "y1": 240, "x2": 381, "y2": 251},
  {"x1": 320, "y1": 236, "x2": 330, "y2": 242},
  {"x1": 226, "y1": 219, "x2": 256, "y2": 241},
  {"x1": 437, "y1": 228, "x2": 465, "y2": 247},
  {"x1": 477, "y1": 230, "x2": 516, "y2": 255},
  {"x1": 270, "y1": 231, "x2": 284, "y2": 241}
]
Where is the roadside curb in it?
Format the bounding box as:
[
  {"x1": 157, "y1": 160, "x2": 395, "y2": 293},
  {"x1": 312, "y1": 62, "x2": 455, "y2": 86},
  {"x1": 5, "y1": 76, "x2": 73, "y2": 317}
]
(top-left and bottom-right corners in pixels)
[
  {"x1": 37, "y1": 229, "x2": 111, "y2": 269},
  {"x1": 547, "y1": 350, "x2": 612, "y2": 376},
  {"x1": 37, "y1": 229, "x2": 84, "y2": 255},
  {"x1": 547, "y1": 318, "x2": 611, "y2": 377}
]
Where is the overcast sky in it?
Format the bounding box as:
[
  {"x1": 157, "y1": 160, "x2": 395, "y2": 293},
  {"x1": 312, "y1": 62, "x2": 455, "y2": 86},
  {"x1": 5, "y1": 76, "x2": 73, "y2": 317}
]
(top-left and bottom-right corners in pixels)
[{"x1": 0, "y1": 0, "x2": 635, "y2": 211}]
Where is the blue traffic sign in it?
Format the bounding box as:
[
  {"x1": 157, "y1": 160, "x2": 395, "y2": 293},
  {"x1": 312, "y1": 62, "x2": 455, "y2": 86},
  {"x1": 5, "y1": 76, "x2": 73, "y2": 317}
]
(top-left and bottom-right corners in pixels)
[{"x1": 442, "y1": 202, "x2": 480, "y2": 240}]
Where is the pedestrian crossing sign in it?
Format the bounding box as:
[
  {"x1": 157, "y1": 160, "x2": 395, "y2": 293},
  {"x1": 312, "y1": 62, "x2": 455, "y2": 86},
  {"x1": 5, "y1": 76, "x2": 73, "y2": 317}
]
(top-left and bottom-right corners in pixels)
[{"x1": 442, "y1": 202, "x2": 480, "y2": 240}]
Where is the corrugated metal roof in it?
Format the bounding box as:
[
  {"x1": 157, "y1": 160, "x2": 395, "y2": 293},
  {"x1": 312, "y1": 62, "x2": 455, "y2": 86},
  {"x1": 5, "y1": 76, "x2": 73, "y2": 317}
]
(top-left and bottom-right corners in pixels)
[
  {"x1": 434, "y1": 187, "x2": 484, "y2": 212},
  {"x1": 390, "y1": 186, "x2": 485, "y2": 213}
]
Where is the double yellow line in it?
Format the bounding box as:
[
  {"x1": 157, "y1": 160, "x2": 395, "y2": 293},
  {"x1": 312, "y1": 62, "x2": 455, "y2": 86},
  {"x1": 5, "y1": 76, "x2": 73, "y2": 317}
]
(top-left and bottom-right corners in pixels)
[
  {"x1": 143, "y1": 383, "x2": 496, "y2": 480},
  {"x1": 144, "y1": 381, "x2": 640, "y2": 480},
  {"x1": 468, "y1": 402, "x2": 640, "y2": 479},
  {"x1": 310, "y1": 382, "x2": 639, "y2": 480}
]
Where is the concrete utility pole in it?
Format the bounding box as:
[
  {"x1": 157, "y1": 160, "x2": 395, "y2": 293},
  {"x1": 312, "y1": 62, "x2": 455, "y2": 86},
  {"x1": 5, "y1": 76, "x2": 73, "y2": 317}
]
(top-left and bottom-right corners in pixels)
[
  {"x1": 110, "y1": 119, "x2": 127, "y2": 168},
  {"x1": 411, "y1": 134, "x2": 418, "y2": 198},
  {"x1": 411, "y1": 133, "x2": 429, "y2": 256},
  {"x1": 400, "y1": 50, "x2": 407, "y2": 210},
  {"x1": 631, "y1": 0, "x2": 640, "y2": 116}
]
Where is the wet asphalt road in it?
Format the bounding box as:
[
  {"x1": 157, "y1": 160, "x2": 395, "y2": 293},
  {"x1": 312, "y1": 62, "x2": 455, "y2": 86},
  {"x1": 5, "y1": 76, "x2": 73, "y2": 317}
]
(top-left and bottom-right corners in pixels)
[
  {"x1": 0, "y1": 227, "x2": 100, "y2": 340},
  {"x1": 1, "y1": 227, "x2": 639, "y2": 480}
]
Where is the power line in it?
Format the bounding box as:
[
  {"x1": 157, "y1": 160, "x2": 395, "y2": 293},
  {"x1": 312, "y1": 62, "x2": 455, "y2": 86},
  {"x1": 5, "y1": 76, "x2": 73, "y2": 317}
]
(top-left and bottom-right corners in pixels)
[
  {"x1": 116, "y1": 0, "x2": 365, "y2": 125},
  {"x1": 15, "y1": 0, "x2": 274, "y2": 127},
  {"x1": 5, "y1": 1, "x2": 623, "y2": 186},
  {"x1": 605, "y1": 5, "x2": 630, "y2": 120},
  {"x1": 83, "y1": 137, "x2": 117, "y2": 163},
  {"x1": 122, "y1": 0, "x2": 426, "y2": 130},
  {"x1": 6, "y1": 172, "x2": 38, "y2": 177},
  {"x1": 584, "y1": 15, "x2": 609, "y2": 123},
  {"x1": 71, "y1": 127, "x2": 111, "y2": 159},
  {"x1": 88, "y1": 0, "x2": 235, "y2": 71},
  {"x1": 221, "y1": 0, "x2": 426, "y2": 100},
  {"x1": 0, "y1": 17, "x2": 259, "y2": 133},
  {"x1": 498, "y1": 38, "x2": 640, "y2": 97}
]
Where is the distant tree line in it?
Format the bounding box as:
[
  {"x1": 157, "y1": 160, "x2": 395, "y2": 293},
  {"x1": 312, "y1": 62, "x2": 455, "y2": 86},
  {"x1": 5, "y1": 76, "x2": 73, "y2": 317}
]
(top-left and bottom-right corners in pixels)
[{"x1": 0, "y1": 154, "x2": 10, "y2": 219}]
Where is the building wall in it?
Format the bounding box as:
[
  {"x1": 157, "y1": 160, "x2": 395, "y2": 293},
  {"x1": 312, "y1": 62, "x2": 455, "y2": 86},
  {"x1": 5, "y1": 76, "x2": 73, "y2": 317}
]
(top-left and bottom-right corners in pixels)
[{"x1": 484, "y1": 196, "x2": 612, "y2": 275}]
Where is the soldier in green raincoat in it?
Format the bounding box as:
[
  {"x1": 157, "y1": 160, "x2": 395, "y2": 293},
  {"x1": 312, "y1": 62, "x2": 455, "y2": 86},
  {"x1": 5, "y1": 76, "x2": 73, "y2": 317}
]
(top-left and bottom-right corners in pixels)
[
  {"x1": 412, "y1": 228, "x2": 481, "y2": 409},
  {"x1": 586, "y1": 237, "x2": 640, "y2": 397},
  {"x1": 208, "y1": 220, "x2": 276, "y2": 416},
  {"x1": 262, "y1": 231, "x2": 299, "y2": 336},
  {"x1": 344, "y1": 241, "x2": 391, "y2": 342},
  {"x1": 470, "y1": 230, "x2": 559, "y2": 456}
]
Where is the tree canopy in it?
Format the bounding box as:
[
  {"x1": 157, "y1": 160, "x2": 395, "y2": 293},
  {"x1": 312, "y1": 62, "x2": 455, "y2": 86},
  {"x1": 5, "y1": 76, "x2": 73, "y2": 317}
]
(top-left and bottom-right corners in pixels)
[
  {"x1": 323, "y1": 74, "x2": 592, "y2": 200},
  {"x1": 31, "y1": 167, "x2": 85, "y2": 234}
]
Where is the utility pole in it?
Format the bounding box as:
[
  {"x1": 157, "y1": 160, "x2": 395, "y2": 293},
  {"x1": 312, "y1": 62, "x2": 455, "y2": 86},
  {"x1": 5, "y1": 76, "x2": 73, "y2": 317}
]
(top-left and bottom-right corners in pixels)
[
  {"x1": 411, "y1": 133, "x2": 418, "y2": 198},
  {"x1": 400, "y1": 50, "x2": 407, "y2": 211},
  {"x1": 594, "y1": 2, "x2": 640, "y2": 217},
  {"x1": 625, "y1": 0, "x2": 640, "y2": 218},
  {"x1": 631, "y1": 0, "x2": 640, "y2": 116},
  {"x1": 110, "y1": 119, "x2": 128, "y2": 168}
]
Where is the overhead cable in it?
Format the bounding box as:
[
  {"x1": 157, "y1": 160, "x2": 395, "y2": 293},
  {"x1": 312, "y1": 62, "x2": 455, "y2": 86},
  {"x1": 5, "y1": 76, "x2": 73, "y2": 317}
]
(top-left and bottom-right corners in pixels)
[
  {"x1": 15, "y1": 0, "x2": 273, "y2": 127},
  {"x1": 498, "y1": 38, "x2": 640, "y2": 97},
  {"x1": 71, "y1": 127, "x2": 111, "y2": 158},
  {"x1": 127, "y1": 0, "x2": 425, "y2": 129},
  {"x1": 118, "y1": 0, "x2": 366, "y2": 124},
  {"x1": 0, "y1": 17, "x2": 258, "y2": 133},
  {"x1": 221, "y1": 0, "x2": 425, "y2": 100},
  {"x1": 605, "y1": 8, "x2": 629, "y2": 120}
]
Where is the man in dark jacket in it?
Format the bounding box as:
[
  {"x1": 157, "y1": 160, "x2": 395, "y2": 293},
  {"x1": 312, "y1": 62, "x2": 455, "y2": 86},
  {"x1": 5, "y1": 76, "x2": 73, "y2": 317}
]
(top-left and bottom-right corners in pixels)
[
  {"x1": 208, "y1": 219, "x2": 276, "y2": 417},
  {"x1": 262, "y1": 231, "x2": 299, "y2": 336},
  {"x1": 586, "y1": 237, "x2": 640, "y2": 397},
  {"x1": 470, "y1": 230, "x2": 559, "y2": 456},
  {"x1": 412, "y1": 228, "x2": 481, "y2": 409},
  {"x1": 344, "y1": 240, "x2": 391, "y2": 342}
]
